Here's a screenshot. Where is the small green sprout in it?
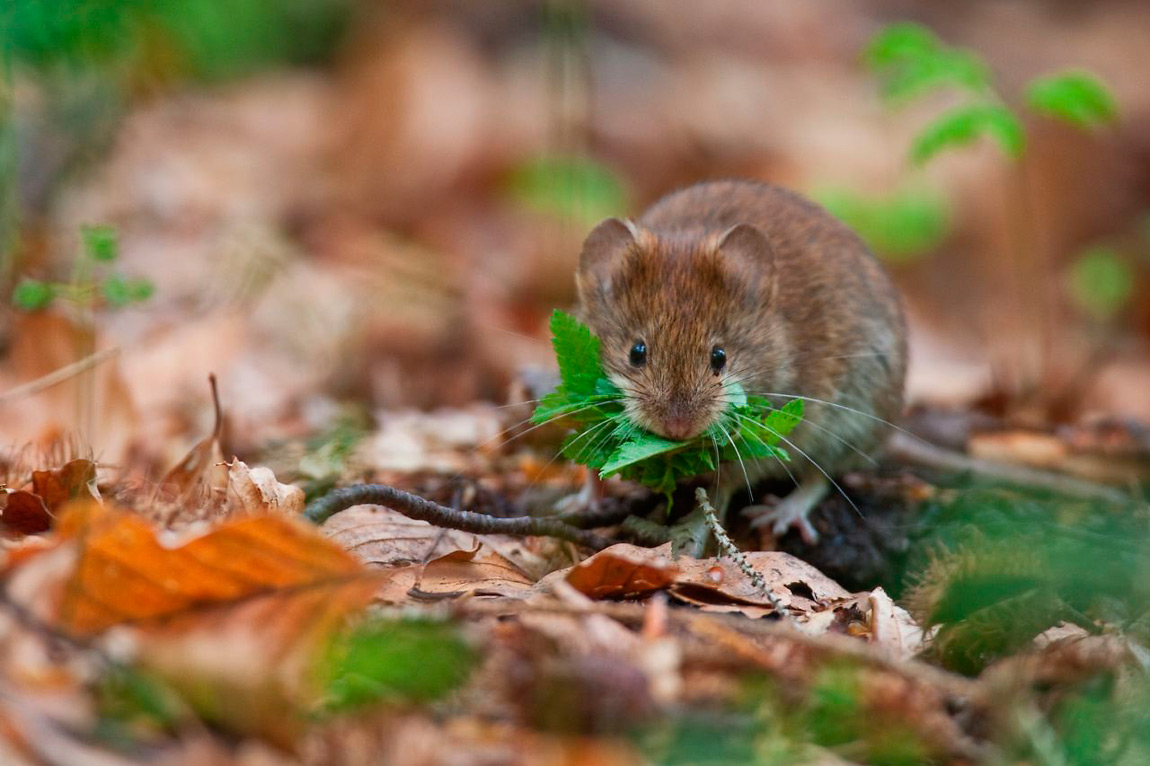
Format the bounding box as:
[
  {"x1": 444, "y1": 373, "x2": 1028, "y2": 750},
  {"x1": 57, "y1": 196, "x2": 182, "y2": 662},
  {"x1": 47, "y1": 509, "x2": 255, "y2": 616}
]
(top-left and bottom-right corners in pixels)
[
  {"x1": 532, "y1": 310, "x2": 802, "y2": 504},
  {"x1": 865, "y1": 22, "x2": 1118, "y2": 166},
  {"x1": 11, "y1": 224, "x2": 154, "y2": 312}
]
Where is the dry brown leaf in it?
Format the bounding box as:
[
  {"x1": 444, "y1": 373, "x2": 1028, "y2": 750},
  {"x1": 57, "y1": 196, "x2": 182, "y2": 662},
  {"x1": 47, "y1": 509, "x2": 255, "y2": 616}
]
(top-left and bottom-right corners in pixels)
[
  {"x1": 224, "y1": 459, "x2": 305, "y2": 516},
  {"x1": 30, "y1": 459, "x2": 100, "y2": 512},
  {"x1": 320, "y1": 505, "x2": 538, "y2": 604},
  {"x1": 154, "y1": 375, "x2": 227, "y2": 517},
  {"x1": 373, "y1": 545, "x2": 535, "y2": 603},
  {"x1": 553, "y1": 544, "x2": 679, "y2": 600},
  {"x1": 0, "y1": 491, "x2": 52, "y2": 536},
  {"x1": 322, "y1": 505, "x2": 478, "y2": 567},
  {"x1": 554, "y1": 543, "x2": 850, "y2": 620}
]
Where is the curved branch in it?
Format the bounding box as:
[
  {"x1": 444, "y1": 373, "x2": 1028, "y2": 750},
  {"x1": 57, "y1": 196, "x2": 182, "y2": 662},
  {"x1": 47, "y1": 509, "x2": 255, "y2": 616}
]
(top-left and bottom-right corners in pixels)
[{"x1": 305, "y1": 484, "x2": 614, "y2": 550}]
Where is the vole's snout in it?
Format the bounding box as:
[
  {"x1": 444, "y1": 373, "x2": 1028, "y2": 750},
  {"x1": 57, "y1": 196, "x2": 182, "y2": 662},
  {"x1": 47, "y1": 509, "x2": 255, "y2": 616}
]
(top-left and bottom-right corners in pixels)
[{"x1": 660, "y1": 414, "x2": 697, "y2": 441}]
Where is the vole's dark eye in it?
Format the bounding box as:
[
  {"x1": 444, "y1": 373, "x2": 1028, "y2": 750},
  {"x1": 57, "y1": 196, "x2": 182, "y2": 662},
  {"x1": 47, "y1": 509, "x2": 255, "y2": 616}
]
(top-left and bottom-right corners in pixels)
[
  {"x1": 629, "y1": 341, "x2": 647, "y2": 367},
  {"x1": 710, "y1": 346, "x2": 726, "y2": 374}
]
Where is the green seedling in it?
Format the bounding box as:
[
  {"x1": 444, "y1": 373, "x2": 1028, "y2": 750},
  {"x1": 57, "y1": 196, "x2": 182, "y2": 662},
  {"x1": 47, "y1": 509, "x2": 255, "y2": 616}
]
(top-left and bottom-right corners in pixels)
[
  {"x1": 12, "y1": 224, "x2": 153, "y2": 312},
  {"x1": 865, "y1": 22, "x2": 1117, "y2": 165},
  {"x1": 532, "y1": 310, "x2": 802, "y2": 505}
]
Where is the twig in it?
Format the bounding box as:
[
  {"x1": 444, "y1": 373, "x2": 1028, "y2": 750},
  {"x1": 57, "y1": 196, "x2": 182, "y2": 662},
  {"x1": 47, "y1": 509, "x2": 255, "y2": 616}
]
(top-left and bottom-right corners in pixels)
[
  {"x1": 0, "y1": 346, "x2": 120, "y2": 403},
  {"x1": 695, "y1": 487, "x2": 790, "y2": 619},
  {"x1": 888, "y1": 431, "x2": 1131, "y2": 504},
  {"x1": 305, "y1": 483, "x2": 614, "y2": 550}
]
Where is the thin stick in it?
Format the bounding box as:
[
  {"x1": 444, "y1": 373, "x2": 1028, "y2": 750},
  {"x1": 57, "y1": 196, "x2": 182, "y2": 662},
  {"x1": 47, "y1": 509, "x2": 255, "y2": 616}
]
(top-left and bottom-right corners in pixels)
[
  {"x1": 695, "y1": 487, "x2": 790, "y2": 620},
  {"x1": 0, "y1": 346, "x2": 120, "y2": 403},
  {"x1": 305, "y1": 483, "x2": 614, "y2": 550}
]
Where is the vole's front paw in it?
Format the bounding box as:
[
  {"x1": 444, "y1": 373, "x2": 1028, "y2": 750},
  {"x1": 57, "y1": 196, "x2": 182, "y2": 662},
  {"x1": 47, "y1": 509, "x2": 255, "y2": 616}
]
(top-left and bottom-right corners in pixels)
[{"x1": 743, "y1": 501, "x2": 820, "y2": 545}]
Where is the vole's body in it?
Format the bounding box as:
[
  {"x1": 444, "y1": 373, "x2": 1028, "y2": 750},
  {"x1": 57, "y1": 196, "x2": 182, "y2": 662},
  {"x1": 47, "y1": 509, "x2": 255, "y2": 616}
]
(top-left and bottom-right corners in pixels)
[{"x1": 576, "y1": 180, "x2": 907, "y2": 541}]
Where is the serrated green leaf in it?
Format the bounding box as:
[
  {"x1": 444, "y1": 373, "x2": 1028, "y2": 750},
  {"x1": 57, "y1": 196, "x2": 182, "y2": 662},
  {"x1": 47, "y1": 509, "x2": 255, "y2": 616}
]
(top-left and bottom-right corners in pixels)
[
  {"x1": 12, "y1": 279, "x2": 55, "y2": 310},
  {"x1": 601, "y1": 433, "x2": 684, "y2": 477},
  {"x1": 532, "y1": 310, "x2": 802, "y2": 502},
  {"x1": 1025, "y1": 70, "x2": 1118, "y2": 130},
  {"x1": 549, "y1": 309, "x2": 602, "y2": 396},
  {"x1": 910, "y1": 103, "x2": 1025, "y2": 165}
]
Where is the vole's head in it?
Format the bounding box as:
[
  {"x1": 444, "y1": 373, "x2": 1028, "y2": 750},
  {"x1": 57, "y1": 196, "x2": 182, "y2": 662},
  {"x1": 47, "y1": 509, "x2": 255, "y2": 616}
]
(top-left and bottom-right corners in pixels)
[{"x1": 576, "y1": 218, "x2": 785, "y2": 441}]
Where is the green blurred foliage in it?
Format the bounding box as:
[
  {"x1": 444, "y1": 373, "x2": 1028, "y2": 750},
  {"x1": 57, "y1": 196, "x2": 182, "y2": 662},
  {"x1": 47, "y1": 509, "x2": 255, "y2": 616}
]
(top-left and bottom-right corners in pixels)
[
  {"x1": 815, "y1": 184, "x2": 950, "y2": 262},
  {"x1": 1026, "y1": 71, "x2": 1119, "y2": 130},
  {"x1": 904, "y1": 486, "x2": 1150, "y2": 675},
  {"x1": 94, "y1": 665, "x2": 185, "y2": 743},
  {"x1": 865, "y1": 22, "x2": 1117, "y2": 166},
  {"x1": 11, "y1": 223, "x2": 153, "y2": 311},
  {"x1": 865, "y1": 22, "x2": 990, "y2": 104},
  {"x1": 507, "y1": 155, "x2": 629, "y2": 229},
  {"x1": 910, "y1": 103, "x2": 1025, "y2": 165},
  {"x1": 4, "y1": 0, "x2": 352, "y2": 82},
  {"x1": 1069, "y1": 246, "x2": 1134, "y2": 321},
  {"x1": 319, "y1": 616, "x2": 477, "y2": 712},
  {"x1": 11, "y1": 277, "x2": 54, "y2": 309},
  {"x1": 82, "y1": 224, "x2": 118, "y2": 262}
]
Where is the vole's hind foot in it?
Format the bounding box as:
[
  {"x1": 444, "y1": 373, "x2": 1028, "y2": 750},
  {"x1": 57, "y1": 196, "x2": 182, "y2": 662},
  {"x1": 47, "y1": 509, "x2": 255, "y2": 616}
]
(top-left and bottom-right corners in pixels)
[{"x1": 743, "y1": 475, "x2": 830, "y2": 545}]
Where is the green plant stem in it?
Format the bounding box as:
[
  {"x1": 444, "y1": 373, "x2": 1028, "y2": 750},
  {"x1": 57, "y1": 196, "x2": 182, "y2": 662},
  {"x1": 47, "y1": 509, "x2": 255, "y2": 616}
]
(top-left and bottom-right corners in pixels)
[{"x1": 305, "y1": 483, "x2": 614, "y2": 550}]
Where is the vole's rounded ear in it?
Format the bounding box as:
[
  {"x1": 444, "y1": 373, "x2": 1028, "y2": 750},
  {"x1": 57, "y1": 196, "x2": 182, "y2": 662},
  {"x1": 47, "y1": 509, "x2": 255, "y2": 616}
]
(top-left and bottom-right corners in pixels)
[
  {"x1": 717, "y1": 223, "x2": 777, "y2": 300},
  {"x1": 577, "y1": 217, "x2": 640, "y2": 296}
]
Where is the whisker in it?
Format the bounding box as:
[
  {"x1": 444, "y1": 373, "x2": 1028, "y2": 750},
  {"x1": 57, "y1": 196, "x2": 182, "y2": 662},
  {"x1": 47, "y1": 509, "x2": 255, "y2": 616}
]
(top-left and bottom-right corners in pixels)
[
  {"x1": 754, "y1": 418, "x2": 863, "y2": 520},
  {"x1": 736, "y1": 389, "x2": 924, "y2": 444},
  {"x1": 730, "y1": 412, "x2": 800, "y2": 493},
  {"x1": 716, "y1": 422, "x2": 754, "y2": 504}
]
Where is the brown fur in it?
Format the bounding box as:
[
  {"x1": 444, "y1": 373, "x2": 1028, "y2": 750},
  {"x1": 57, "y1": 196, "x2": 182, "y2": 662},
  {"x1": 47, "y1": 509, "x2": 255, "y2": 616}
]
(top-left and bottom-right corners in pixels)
[{"x1": 575, "y1": 179, "x2": 907, "y2": 483}]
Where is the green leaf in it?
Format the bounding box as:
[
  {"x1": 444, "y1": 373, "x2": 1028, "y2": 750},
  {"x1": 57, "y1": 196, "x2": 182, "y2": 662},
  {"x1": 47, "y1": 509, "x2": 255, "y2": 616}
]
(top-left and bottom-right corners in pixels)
[
  {"x1": 910, "y1": 103, "x2": 1025, "y2": 165},
  {"x1": 126, "y1": 278, "x2": 155, "y2": 303},
  {"x1": 549, "y1": 309, "x2": 602, "y2": 397},
  {"x1": 814, "y1": 184, "x2": 950, "y2": 263},
  {"x1": 102, "y1": 275, "x2": 131, "y2": 307},
  {"x1": 1069, "y1": 246, "x2": 1132, "y2": 320},
  {"x1": 507, "y1": 155, "x2": 628, "y2": 228},
  {"x1": 320, "y1": 617, "x2": 476, "y2": 711},
  {"x1": 1025, "y1": 70, "x2": 1118, "y2": 130},
  {"x1": 12, "y1": 279, "x2": 55, "y2": 310},
  {"x1": 863, "y1": 23, "x2": 940, "y2": 67},
  {"x1": 865, "y1": 23, "x2": 989, "y2": 104},
  {"x1": 531, "y1": 310, "x2": 802, "y2": 501},
  {"x1": 83, "y1": 224, "x2": 118, "y2": 262},
  {"x1": 601, "y1": 433, "x2": 685, "y2": 477}
]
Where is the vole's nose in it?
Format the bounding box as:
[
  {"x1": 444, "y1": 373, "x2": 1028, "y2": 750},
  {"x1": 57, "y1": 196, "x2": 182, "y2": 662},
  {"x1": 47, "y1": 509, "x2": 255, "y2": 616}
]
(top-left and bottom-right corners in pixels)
[{"x1": 661, "y1": 415, "x2": 696, "y2": 441}]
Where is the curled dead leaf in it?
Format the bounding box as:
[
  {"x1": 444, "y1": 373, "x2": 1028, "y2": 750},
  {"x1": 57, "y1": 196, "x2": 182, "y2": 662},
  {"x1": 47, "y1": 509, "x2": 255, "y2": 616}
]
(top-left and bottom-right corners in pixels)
[
  {"x1": 224, "y1": 459, "x2": 305, "y2": 516},
  {"x1": 0, "y1": 491, "x2": 52, "y2": 536}
]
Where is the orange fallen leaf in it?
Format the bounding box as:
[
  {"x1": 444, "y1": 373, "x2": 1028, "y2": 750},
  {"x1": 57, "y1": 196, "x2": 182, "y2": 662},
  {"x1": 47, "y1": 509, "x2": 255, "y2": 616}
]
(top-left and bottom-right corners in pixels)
[
  {"x1": 548, "y1": 543, "x2": 853, "y2": 623},
  {"x1": 559, "y1": 544, "x2": 679, "y2": 600},
  {"x1": 43, "y1": 502, "x2": 374, "y2": 635},
  {"x1": 3, "y1": 501, "x2": 387, "y2": 745}
]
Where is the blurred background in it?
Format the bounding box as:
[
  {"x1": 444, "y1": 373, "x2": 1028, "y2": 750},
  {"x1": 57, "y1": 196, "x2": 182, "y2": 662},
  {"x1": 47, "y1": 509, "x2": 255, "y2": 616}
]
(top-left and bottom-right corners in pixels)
[{"x1": 2, "y1": 0, "x2": 1149, "y2": 470}]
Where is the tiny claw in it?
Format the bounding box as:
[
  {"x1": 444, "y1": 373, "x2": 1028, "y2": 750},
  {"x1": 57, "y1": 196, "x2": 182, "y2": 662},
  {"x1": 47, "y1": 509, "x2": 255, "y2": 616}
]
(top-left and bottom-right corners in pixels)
[{"x1": 743, "y1": 503, "x2": 821, "y2": 545}]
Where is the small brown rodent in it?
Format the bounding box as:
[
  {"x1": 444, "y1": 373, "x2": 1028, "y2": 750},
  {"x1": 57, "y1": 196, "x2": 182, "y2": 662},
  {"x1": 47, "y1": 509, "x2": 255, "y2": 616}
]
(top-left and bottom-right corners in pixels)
[{"x1": 576, "y1": 179, "x2": 907, "y2": 542}]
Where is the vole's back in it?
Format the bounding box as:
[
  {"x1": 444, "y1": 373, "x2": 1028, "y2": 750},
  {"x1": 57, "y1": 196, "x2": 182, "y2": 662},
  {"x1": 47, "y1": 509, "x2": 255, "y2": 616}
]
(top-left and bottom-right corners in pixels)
[{"x1": 641, "y1": 180, "x2": 907, "y2": 476}]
